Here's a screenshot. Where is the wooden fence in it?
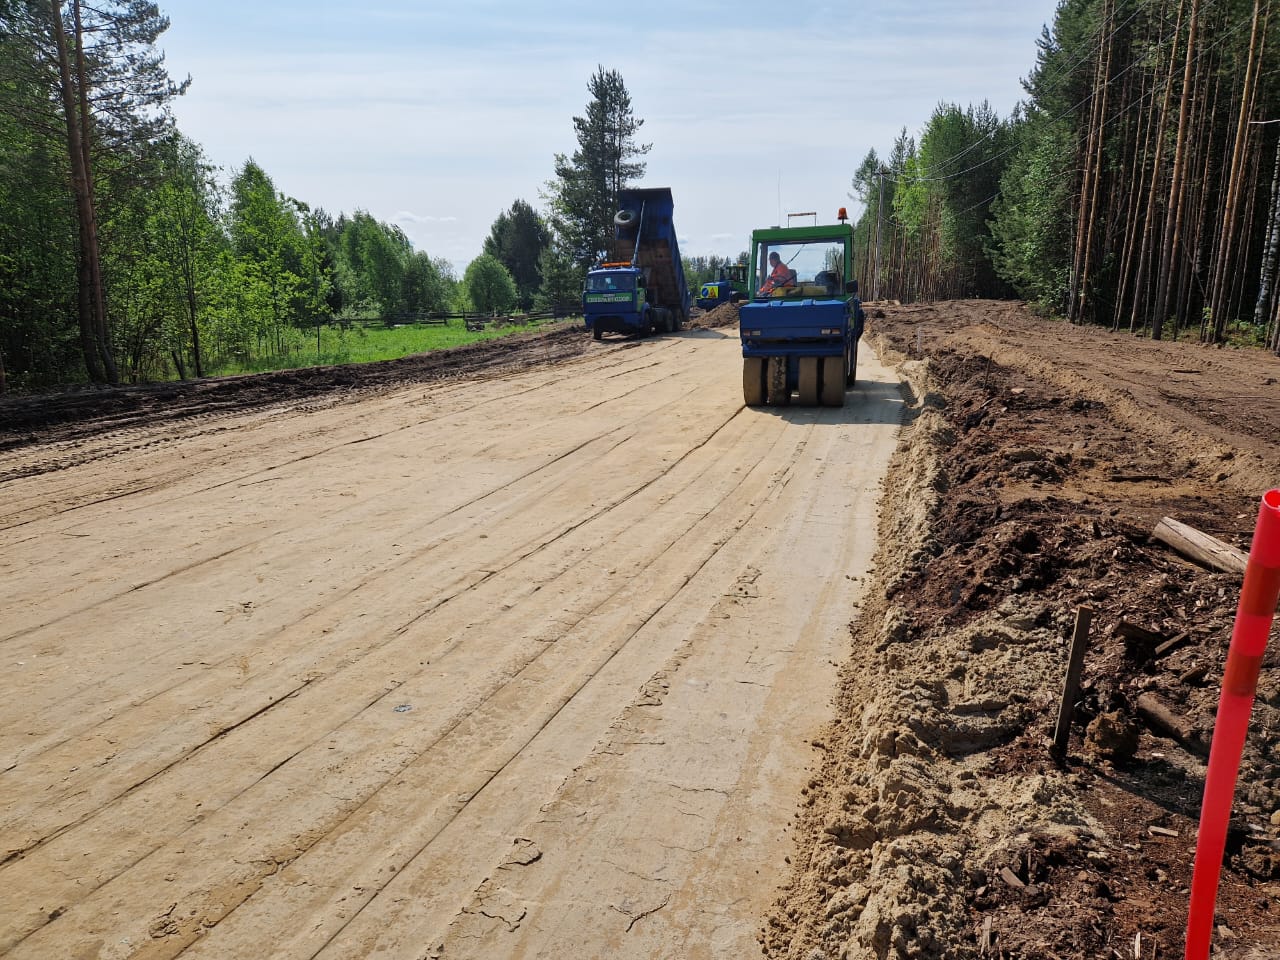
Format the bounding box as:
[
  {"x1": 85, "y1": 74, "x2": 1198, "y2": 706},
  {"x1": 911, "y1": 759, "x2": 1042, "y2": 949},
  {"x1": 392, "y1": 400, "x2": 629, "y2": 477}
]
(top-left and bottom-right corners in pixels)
[{"x1": 330, "y1": 306, "x2": 577, "y2": 332}]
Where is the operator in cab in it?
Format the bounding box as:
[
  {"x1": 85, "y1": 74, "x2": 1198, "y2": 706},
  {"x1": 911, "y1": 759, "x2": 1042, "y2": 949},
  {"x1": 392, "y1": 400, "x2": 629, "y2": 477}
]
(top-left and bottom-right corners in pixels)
[{"x1": 759, "y1": 251, "x2": 797, "y2": 295}]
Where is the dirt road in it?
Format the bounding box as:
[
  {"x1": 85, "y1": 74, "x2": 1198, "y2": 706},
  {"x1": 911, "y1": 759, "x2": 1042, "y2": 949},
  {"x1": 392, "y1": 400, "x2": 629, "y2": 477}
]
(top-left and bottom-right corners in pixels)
[{"x1": 0, "y1": 326, "x2": 902, "y2": 958}]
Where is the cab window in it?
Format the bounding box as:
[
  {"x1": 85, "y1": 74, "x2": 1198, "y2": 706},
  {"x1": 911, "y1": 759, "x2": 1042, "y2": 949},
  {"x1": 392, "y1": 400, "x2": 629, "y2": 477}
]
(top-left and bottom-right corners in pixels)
[{"x1": 586, "y1": 274, "x2": 634, "y2": 293}]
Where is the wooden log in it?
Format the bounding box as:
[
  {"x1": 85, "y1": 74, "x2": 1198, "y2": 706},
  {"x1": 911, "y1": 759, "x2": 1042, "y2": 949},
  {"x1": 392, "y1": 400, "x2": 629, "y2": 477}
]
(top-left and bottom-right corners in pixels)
[
  {"x1": 1115, "y1": 619, "x2": 1168, "y2": 659},
  {"x1": 1180, "y1": 664, "x2": 1210, "y2": 685},
  {"x1": 1116, "y1": 620, "x2": 1168, "y2": 645},
  {"x1": 1136, "y1": 691, "x2": 1208, "y2": 756},
  {"x1": 1154, "y1": 631, "x2": 1192, "y2": 658},
  {"x1": 999, "y1": 866, "x2": 1025, "y2": 889},
  {"x1": 1152, "y1": 517, "x2": 1248, "y2": 575}
]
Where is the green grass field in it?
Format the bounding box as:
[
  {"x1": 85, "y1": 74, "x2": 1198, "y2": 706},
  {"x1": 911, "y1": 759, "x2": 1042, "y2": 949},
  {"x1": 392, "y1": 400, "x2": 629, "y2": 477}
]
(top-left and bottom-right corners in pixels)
[{"x1": 209, "y1": 318, "x2": 575, "y2": 377}]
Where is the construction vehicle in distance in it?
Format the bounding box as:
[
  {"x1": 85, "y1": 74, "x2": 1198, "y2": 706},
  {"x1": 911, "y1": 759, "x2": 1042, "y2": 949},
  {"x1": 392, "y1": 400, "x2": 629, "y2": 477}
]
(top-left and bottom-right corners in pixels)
[
  {"x1": 695, "y1": 262, "x2": 749, "y2": 310},
  {"x1": 739, "y1": 209, "x2": 865, "y2": 407},
  {"x1": 582, "y1": 187, "x2": 690, "y2": 341}
]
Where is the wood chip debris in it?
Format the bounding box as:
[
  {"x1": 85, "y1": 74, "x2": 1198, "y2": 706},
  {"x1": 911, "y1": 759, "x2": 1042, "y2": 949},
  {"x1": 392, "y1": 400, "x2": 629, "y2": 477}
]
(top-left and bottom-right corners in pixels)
[{"x1": 999, "y1": 866, "x2": 1026, "y2": 889}]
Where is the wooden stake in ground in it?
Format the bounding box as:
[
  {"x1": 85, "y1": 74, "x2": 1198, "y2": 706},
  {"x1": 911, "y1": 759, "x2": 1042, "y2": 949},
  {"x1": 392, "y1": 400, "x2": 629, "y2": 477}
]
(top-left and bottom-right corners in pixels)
[{"x1": 1053, "y1": 606, "x2": 1094, "y2": 760}]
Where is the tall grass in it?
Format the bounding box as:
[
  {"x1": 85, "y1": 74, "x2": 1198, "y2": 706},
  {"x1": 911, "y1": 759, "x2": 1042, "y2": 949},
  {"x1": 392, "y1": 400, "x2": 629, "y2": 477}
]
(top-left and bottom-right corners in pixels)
[{"x1": 208, "y1": 318, "x2": 572, "y2": 376}]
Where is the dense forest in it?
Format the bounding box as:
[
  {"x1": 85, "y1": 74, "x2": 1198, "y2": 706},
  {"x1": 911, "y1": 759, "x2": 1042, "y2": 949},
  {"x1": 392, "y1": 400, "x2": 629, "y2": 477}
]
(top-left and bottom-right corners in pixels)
[
  {"x1": 851, "y1": 0, "x2": 1280, "y2": 354},
  {"x1": 5, "y1": 1, "x2": 1280, "y2": 393},
  {"x1": 0, "y1": 1, "x2": 643, "y2": 390}
]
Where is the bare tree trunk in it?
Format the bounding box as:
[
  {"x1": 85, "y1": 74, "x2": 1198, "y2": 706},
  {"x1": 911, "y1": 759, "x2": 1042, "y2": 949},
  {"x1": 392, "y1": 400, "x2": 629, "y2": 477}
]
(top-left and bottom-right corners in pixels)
[
  {"x1": 1070, "y1": 8, "x2": 1111, "y2": 324},
  {"x1": 1231, "y1": 134, "x2": 1264, "y2": 326},
  {"x1": 71, "y1": 0, "x2": 116, "y2": 382},
  {"x1": 1207, "y1": 0, "x2": 1263, "y2": 342},
  {"x1": 1130, "y1": 0, "x2": 1185, "y2": 333},
  {"x1": 1076, "y1": 0, "x2": 1115, "y2": 326},
  {"x1": 1152, "y1": 0, "x2": 1200, "y2": 341},
  {"x1": 1115, "y1": 55, "x2": 1157, "y2": 329},
  {"x1": 1252, "y1": 145, "x2": 1280, "y2": 328},
  {"x1": 47, "y1": 0, "x2": 104, "y2": 382},
  {"x1": 874, "y1": 172, "x2": 884, "y2": 301},
  {"x1": 187, "y1": 285, "x2": 204, "y2": 378},
  {"x1": 1193, "y1": 66, "x2": 1223, "y2": 341}
]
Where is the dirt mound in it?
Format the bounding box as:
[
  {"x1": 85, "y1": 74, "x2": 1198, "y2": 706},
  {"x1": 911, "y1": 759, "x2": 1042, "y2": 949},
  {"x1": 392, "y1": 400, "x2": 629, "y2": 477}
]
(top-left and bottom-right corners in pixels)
[
  {"x1": 764, "y1": 302, "x2": 1280, "y2": 959},
  {"x1": 687, "y1": 301, "x2": 741, "y2": 330}
]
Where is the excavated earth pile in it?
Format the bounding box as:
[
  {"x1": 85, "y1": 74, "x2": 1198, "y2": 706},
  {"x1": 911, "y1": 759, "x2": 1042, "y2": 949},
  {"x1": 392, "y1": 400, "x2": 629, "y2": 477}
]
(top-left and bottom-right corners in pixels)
[
  {"x1": 763, "y1": 301, "x2": 1280, "y2": 959},
  {"x1": 687, "y1": 300, "x2": 742, "y2": 330}
]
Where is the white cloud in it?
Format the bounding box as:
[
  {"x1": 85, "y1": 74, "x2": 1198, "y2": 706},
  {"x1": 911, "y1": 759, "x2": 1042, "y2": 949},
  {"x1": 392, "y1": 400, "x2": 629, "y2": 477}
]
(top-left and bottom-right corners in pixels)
[
  {"x1": 395, "y1": 212, "x2": 459, "y2": 224},
  {"x1": 161, "y1": 0, "x2": 1060, "y2": 264}
]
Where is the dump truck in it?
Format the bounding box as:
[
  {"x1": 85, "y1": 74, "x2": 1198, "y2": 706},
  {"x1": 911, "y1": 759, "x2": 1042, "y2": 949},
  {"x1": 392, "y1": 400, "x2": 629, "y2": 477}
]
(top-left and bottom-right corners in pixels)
[
  {"x1": 738, "y1": 211, "x2": 865, "y2": 407},
  {"x1": 695, "y1": 262, "x2": 749, "y2": 310},
  {"x1": 583, "y1": 187, "x2": 690, "y2": 340}
]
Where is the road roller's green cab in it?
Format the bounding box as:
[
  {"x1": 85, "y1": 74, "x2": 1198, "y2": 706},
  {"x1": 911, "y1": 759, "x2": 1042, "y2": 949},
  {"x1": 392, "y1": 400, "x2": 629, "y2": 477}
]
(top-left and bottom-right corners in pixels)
[
  {"x1": 738, "y1": 215, "x2": 865, "y2": 407},
  {"x1": 695, "y1": 262, "x2": 749, "y2": 310}
]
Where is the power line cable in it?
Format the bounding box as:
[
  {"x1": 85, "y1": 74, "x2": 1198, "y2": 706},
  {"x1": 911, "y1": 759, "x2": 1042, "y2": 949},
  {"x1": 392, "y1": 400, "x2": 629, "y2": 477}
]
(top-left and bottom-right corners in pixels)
[
  {"x1": 921, "y1": 0, "x2": 1151, "y2": 179},
  {"x1": 881, "y1": 5, "x2": 1257, "y2": 189},
  {"x1": 871, "y1": 3, "x2": 1259, "y2": 246}
]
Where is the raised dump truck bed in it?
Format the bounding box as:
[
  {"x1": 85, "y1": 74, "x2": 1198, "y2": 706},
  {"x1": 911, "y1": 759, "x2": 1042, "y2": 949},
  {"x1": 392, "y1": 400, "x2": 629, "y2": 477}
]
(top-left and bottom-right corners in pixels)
[{"x1": 583, "y1": 187, "x2": 690, "y2": 339}]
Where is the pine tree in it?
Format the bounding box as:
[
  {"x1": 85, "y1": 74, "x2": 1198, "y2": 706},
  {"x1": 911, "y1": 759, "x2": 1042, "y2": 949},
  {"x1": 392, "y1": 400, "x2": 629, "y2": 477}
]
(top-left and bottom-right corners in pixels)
[
  {"x1": 544, "y1": 66, "x2": 650, "y2": 268},
  {"x1": 0, "y1": 0, "x2": 188, "y2": 383}
]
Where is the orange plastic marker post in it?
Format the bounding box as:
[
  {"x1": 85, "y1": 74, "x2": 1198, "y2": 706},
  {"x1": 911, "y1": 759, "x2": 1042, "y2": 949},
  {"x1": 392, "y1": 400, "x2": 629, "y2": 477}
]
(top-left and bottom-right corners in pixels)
[{"x1": 1185, "y1": 489, "x2": 1280, "y2": 960}]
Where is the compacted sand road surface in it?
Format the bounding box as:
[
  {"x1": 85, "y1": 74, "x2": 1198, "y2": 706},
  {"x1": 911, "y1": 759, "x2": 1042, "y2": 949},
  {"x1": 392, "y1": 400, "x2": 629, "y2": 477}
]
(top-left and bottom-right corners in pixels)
[{"x1": 0, "y1": 327, "x2": 901, "y2": 959}]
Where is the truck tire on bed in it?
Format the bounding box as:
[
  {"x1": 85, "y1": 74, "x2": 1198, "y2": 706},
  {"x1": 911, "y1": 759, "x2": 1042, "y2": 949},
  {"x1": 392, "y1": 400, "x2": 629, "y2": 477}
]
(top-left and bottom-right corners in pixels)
[
  {"x1": 821, "y1": 356, "x2": 845, "y2": 407},
  {"x1": 743, "y1": 357, "x2": 766, "y2": 406}
]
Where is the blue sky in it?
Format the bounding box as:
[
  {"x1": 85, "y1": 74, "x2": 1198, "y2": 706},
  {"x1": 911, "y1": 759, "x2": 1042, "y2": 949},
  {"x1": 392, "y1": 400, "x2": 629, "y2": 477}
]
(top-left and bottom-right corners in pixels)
[{"x1": 157, "y1": 1, "x2": 1061, "y2": 271}]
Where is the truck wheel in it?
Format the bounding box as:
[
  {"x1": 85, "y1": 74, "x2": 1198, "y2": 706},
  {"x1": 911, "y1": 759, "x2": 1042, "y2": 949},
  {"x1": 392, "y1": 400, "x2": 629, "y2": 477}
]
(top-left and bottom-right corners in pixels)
[
  {"x1": 846, "y1": 340, "x2": 858, "y2": 385},
  {"x1": 821, "y1": 356, "x2": 845, "y2": 407},
  {"x1": 743, "y1": 358, "x2": 766, "y2": 406},
  {"x1": 593, "y1": 326, "x2": 602, "y2": 341},
  {"x1": 766, "y1": 357, "x2": 790, "y2": 406},
  {"x1": 798, "y1": 357, "x2": 820, "y2": 405}
]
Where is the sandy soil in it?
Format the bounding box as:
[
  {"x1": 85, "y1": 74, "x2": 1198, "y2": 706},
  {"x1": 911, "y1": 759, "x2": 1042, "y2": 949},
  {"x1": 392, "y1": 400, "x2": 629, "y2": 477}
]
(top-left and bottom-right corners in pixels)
[
  {"x1": 0, "y1": 319, "x2": 902, "y2": 959},
  {"x1": 4, "y1": 300, "x2": 1279, "y2": 960},
  {"x1": 764, "y1": 301, "x2": 1280, "y2": 960}
]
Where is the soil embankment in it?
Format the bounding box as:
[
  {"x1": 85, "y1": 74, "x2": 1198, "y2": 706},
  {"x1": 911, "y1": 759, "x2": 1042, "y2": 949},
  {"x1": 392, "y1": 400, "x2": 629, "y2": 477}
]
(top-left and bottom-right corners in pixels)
[{"x1": 764, "y1": 300, "x2": 1280, "y2": 959}]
